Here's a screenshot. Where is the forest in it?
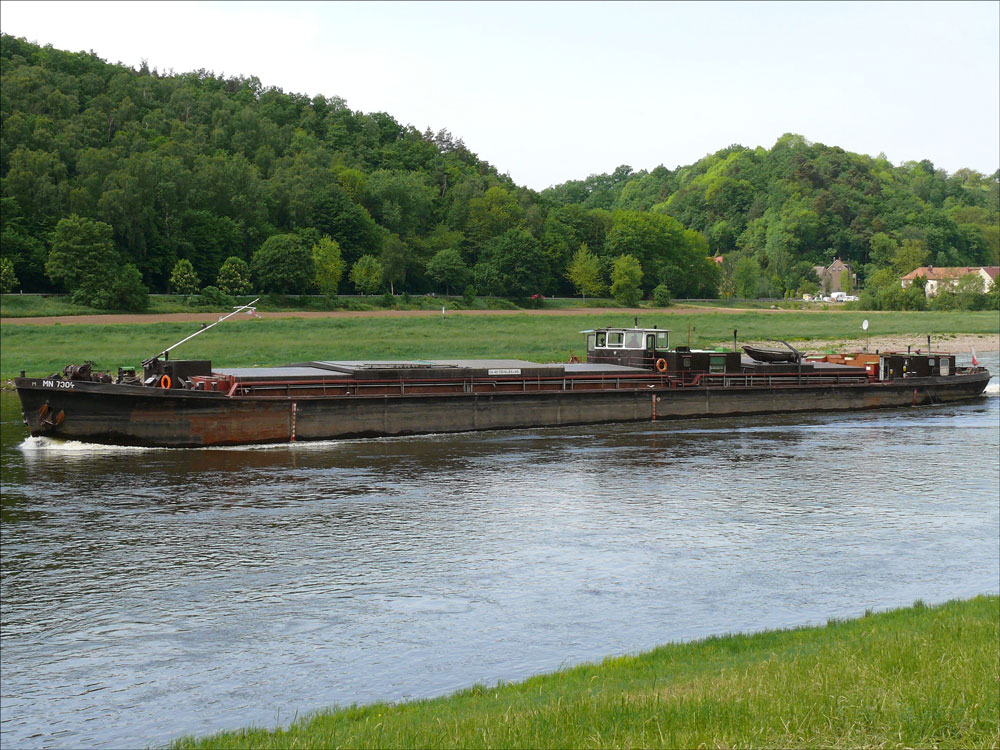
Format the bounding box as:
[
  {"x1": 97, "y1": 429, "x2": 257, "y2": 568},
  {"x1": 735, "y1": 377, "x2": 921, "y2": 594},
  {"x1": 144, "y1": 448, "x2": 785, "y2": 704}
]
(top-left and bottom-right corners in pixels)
[{"x1": 1, "y1": 34, "x2": 998, "y2": 310}]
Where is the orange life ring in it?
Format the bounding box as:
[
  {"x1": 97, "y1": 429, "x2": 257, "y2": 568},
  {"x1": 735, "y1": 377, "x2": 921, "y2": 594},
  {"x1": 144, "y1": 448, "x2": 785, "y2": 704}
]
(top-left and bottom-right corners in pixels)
[
  {"x1": 159, "y1": 375, "x2": 172, "y2": 389},
  {"x1": 655, "y1": 358, "x2": 668, "y2": 373}
]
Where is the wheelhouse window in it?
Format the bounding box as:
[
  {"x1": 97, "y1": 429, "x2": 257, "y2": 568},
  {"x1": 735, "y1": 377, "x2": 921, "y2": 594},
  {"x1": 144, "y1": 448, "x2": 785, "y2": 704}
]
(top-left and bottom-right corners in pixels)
[
  {"x1": 587, "y1": 333, "x2": 596, "y2": 351},
  {"x1": 596, "y1": 332, "x2": 607, "y2": 348},
  {"x1": 646, "y1": 334, "x2": 656, "y2": 351},
  {"x1": 624, "y1": 331, "x2": 643, "y2": 349},
  {"x1": 607, "y1": 331, "x2": 624, "y2": 348}
]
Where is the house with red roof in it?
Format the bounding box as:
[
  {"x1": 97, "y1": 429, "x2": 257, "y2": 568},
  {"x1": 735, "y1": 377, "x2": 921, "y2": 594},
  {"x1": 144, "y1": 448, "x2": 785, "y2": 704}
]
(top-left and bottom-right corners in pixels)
[{"x1": 900, "y1": 265, "x2": 999, "y2": 297}]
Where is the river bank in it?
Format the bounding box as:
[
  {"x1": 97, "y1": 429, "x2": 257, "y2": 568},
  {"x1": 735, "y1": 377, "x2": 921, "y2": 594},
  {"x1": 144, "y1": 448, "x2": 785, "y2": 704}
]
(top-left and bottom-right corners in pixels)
[
  {"x1": 2, "y1": 310, "x2": 998, "y2": 381},
  {"x1": 172, "y1": 596, "x2": 999, "y2": 749}
]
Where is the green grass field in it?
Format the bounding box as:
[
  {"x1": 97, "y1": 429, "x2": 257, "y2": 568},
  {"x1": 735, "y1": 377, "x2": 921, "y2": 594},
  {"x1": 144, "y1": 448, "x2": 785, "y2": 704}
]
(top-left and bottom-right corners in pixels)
[
  {"x1": 171, "y1": 595, "x2": 999, "y2": 749},
  {"x1": 2, "y1": 309, "x2": 998, "y2": 380}
]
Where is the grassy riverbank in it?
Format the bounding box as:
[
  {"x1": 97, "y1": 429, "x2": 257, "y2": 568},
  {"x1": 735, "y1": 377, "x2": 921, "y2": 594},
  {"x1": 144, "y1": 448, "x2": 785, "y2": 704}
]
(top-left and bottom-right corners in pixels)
[
  {"x1": 172, "y1": 596, "x2": 998, "y2": 749},
  {"x1": 0, "y1": 310, "x2": 1000, "y2": 379},
  {"x1": 2, "y1": 309, "x2": 998, "y2": 380}
]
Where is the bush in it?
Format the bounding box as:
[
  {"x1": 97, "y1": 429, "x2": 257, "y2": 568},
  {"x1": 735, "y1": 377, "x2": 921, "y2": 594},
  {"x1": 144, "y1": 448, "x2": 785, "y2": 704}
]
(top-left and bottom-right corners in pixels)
[
  {"x1": 652, "y1": 283, "x2": 672, "y2": 307},
  {"x1": 350, "y1": 255, "x2": 384, "y2": 295},
  {"x1": 928, "y1": 290, "x2": 957, "y2": 310},
  {"x1": 169, "y1": 259, "x2": 201, "y2": 297},
  {"x1": 198, "y1": 286, "x2": 235, "y2": 308},
  {"x1": 987, "y1": 283, "x2": 1000, "y2": 311},
  {"x1": 312, "y1": 237, "x2": 345, "y2": 295},
  {"x1": 611, "y1": 254, "x2": 643, "y2": 307},
  {"x1": 0, "y1": 256, "x2": 18, "y2": 293},
  {"x1": 216, "y1": 256, "x2": 252, "y2": 295},
  {"x1": 462, "y1": 285, "x2": 477, "y2": 306},
  {"x1": 89, "y1": 263, "x2": 149, "y2": 311}
]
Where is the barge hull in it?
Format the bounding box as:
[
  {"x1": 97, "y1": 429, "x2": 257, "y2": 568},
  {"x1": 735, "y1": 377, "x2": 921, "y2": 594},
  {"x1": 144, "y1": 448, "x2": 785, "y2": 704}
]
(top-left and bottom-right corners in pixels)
[{"x1": 14, "y1": 371, "x2": 992, "y2": 448}]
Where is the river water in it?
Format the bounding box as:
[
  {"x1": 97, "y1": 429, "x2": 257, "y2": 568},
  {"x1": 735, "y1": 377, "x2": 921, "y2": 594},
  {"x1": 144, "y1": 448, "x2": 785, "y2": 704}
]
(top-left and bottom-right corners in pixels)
[{"x1": 2, "y1": 354, "x2": 998, "y2": 749}]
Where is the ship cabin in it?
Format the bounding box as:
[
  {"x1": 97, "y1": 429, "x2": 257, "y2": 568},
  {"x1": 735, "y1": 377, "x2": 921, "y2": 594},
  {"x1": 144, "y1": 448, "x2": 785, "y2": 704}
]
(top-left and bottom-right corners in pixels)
[{"x1": 585, "y1": 326, "x2": 670, "y2": 369}]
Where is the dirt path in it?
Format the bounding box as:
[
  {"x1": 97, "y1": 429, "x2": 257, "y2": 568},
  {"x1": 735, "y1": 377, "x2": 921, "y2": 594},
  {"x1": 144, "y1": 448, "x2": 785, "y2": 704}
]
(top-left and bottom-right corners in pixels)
[{"x1": 0, "y1": 305, "x2": 785, "y2": 326}]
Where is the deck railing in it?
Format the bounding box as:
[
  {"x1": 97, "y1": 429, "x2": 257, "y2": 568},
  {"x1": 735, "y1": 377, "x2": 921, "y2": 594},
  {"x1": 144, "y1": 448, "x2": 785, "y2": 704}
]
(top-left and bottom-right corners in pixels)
[{"x1": 227, "y1": 369, "x2": 874, "y2": 399}]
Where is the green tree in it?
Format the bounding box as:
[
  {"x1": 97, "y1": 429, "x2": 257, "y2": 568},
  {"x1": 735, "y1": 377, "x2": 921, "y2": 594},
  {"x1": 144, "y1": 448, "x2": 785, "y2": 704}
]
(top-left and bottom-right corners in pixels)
[
  {"x1": 891, "y1": 239, "x2": 929, "y2": 276},
  {"x1": 251, "y1": 234, "x2": 314, "y2": 294},
  {"x1": 566, "y1": 244, "x2": 605, "y2": 299},
  {"x1": 986, "y1": 279, "x2": 1000, "y2": 310},
  {"x1": 426, "y1": 247, "x2": 469, "y2": 295},
  {"x1": 869, "y1": 232, "x2": 899, "y2": 267},
  {"x1": 838, "y1": 267, "x2": 852, "y2": 293},
  {"x1": 954, "y1": 273, "x2": 988, "y2": 310},
  {"x1": 312, "y1": 237, "x2": 345, "y2": 295},
  {"x1": 611, "y1": 254, "x2": 643, "y2": 306},
  {"x1": 605, "y1": 210, "x2": 685, "y2": 292},
  {"x1": 472, "y1": 261, "x2": 504, "y2": 298},
  {"x1": 0, "y1": 257, "x2": 19, "y2": 294},
  {"x1": 91, "y1": 263, "x2": 149, "y2": 312},
  {"x1": 482, "y1": 228, "x2": 550, "y2": 297},
  {"x1": 379, "y1": 234, "x2": 409, "y2": 295},
  {"x1": 350, "y1": 254, "x2": 384, "y2": 295},
  {"x1": 652, "y1": 283, "x2": 672, "y2": 307},
  {"x1": 733, "y1": 256, "x2": 761, "y2": 299},
  {"x1": 169, "y1": 258, "x2": 201, "y2": 297},
  {"x1": 363, "y1": 170, "x2": 435, "y2": 236},
  {"x1": 313, "y1": 188, "x2": 384, "y2": 265},
  {"x1": 216, "y1": 256, "x2": 252, "y2": 295},
  {"x1": 46, "y1": 214, "x2": 119, "y2": 305},
  {"x1": 466, "y1": 187, "x2": 522, "y2": 247}
]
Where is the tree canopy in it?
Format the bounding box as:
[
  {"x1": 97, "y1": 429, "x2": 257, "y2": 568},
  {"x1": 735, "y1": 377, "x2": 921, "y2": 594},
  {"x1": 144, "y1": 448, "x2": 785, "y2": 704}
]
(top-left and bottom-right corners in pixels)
[{"x1": 1, "y1": 35, "x2": 996, "y2": 305}]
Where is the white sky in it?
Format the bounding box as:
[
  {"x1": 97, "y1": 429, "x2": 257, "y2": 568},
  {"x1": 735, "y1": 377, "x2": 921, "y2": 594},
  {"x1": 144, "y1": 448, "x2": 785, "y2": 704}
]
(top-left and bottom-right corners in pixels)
[{"x1": 2, "y1": 1, "x2": 998, "y2": 191}]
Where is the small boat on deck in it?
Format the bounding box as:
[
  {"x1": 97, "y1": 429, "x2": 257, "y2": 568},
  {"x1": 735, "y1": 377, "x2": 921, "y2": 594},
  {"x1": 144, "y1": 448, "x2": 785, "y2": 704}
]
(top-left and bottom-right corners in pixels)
[
  {"x1": 742, "y1": 343, "x2": 801, "y2": 364},
  {"x1": 13, "y1": 306, "x2": 993, "y2": 447}
]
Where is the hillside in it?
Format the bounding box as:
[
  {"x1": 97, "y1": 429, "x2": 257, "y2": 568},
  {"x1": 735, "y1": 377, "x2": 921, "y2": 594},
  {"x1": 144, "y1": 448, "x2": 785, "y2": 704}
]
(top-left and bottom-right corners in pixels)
[{"x1": 1, "y1": 34, "x2": 997, "y2": 304}]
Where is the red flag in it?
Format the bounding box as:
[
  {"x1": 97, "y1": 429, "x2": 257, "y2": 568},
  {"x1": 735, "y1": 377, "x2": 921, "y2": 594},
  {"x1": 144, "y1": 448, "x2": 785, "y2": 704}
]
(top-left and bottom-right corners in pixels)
[{"x1": 971, "y1": 347, "x2": 979, "y2": 367}]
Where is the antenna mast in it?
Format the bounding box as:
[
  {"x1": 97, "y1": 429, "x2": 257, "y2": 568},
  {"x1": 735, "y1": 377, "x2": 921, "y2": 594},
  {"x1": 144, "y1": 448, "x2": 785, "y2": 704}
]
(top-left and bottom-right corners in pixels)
[{"x1": 143, "y1": 298, "x2": 260, "y2": 367}]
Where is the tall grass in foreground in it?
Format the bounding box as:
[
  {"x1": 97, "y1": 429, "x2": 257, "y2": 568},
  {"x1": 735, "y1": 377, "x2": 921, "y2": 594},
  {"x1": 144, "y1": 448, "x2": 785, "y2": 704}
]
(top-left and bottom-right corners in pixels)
[
  {"x1": 3, "y1": 310, "x2": 999, "y2": 380},
  {"x1": 173, "y1": 596, "x2": 998, "y2": 749}
]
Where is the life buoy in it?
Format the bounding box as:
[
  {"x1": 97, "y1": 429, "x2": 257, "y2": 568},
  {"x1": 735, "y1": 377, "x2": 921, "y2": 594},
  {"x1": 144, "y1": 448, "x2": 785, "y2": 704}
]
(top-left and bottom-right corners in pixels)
[
  {"x1": 655, "y1": 358, "x2": 668, "y2": 373},
  {"x1": 159, "y1": 375, "x2": 172, "y2": 389}
]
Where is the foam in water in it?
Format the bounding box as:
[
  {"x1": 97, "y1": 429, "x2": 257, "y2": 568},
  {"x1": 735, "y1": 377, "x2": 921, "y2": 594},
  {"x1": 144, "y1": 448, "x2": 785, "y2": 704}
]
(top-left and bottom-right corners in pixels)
[{"x1": 18, "y1": 435, "x2": 157, "y2": 454}]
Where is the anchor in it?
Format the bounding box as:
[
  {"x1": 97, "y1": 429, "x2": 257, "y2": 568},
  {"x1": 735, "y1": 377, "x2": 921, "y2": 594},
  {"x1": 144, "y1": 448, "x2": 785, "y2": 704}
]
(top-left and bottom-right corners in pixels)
[{"x1": 37, "y1": 403, "x2": 65, "y2": 429}]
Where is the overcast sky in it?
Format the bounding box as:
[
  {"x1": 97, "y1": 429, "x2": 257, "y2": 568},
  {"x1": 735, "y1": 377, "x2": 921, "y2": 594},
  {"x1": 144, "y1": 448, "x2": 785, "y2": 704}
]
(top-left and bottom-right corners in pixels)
[{"x1": 2, "y1": 1, "x2": 998, "y2": 190}]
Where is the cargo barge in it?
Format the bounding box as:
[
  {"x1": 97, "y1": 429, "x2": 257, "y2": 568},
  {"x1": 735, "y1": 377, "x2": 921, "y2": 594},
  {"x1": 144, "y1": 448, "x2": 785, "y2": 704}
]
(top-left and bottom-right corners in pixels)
[{"x1": 13, "y1": 315, "x2": 992, "y2": 448}]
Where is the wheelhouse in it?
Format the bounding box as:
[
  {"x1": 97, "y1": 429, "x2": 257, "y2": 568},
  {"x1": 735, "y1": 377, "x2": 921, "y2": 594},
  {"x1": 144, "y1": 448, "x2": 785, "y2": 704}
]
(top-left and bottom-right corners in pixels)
[{"x1": 585, "y1": 326, "x2": 670, "y2": 369}]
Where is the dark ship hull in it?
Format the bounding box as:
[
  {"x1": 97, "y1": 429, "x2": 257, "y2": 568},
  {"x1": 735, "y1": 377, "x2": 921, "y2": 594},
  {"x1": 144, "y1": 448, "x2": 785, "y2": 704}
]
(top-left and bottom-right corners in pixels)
[{"x1": 14, "y1": 360, "x2": 992, "y2": 448}]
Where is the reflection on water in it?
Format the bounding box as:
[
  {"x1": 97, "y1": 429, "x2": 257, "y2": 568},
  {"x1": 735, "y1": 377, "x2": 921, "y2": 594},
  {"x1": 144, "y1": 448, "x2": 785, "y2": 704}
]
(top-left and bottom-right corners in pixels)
[{"x1": 2, "y1": 354, "x2": 998, "y2": 749}]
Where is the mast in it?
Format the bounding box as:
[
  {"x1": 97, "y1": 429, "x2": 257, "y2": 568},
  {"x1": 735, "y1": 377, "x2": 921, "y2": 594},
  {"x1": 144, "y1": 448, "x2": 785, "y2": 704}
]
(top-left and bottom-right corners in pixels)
[{"x1": 142, "y1": 298, "x2": 260, "y2": 367}]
